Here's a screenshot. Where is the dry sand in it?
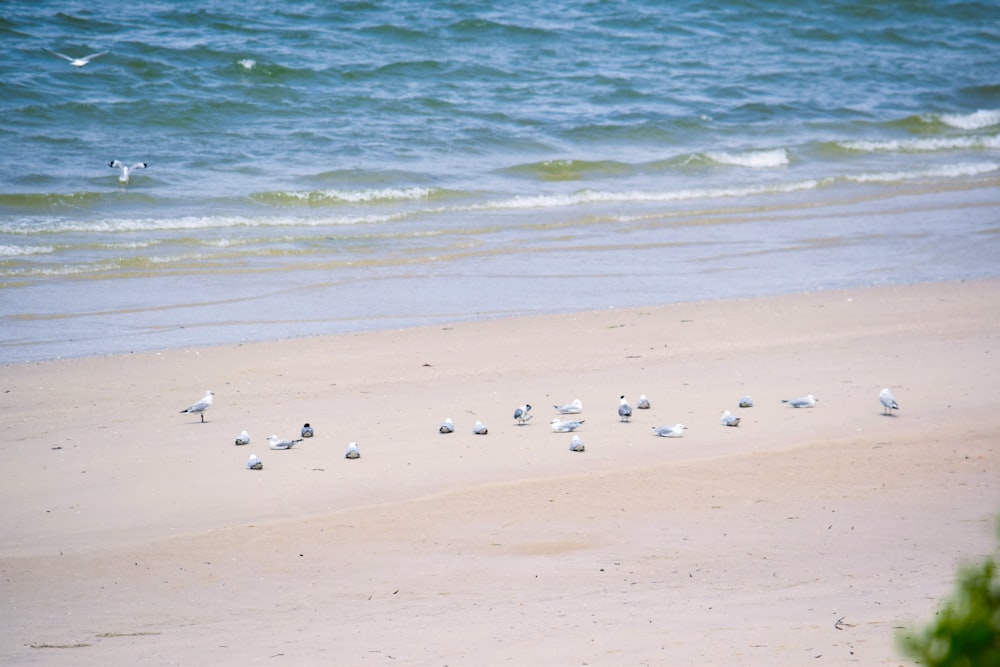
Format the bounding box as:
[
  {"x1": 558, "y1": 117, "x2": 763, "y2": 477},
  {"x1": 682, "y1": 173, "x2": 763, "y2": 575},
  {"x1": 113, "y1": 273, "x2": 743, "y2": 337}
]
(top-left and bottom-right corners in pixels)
[{"x1": 2, "y1": 280, "x2": 999, "y2": 665}]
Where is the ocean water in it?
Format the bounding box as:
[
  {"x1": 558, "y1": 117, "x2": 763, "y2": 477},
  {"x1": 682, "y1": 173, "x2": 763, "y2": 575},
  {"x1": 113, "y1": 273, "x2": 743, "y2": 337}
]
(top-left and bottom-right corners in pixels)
[{"x1": 1, "y1": 0, "x2": 998, "y2": 363}]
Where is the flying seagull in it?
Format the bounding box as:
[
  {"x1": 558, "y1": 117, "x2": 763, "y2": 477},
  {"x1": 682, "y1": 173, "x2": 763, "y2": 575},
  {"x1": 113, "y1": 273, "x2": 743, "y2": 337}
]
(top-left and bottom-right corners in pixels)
[
  {"x1": 180, "y1": 390, "x2": 214, "y2": 422},
  {"x1": 879, "y1": 388, "x2": 899, "y2": 416},
  {"x1": 43, "y1": 47, "x2": 109, "y2": 67},
  {"x1": 108, "y1": 160, "x2": 148, "y2": 183}
]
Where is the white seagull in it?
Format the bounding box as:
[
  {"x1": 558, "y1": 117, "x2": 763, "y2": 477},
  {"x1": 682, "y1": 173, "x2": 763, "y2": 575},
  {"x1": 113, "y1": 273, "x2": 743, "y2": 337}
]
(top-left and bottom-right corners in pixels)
[
  {"x1": 246, "y1": 454, "x2": 263, "y2": 470},
  {"x1": 439, "y1": 418, "x2": 455, "y2": 434},
  {"x1": 569, "y1": 435, "x2": 585, "y2": 452},
  {"x1": 267, "y1": 435, "x2": 303, "y2": 450},
  {"x1": 180, "y1": 390, "x2": 214, "y2": 423},
  {"x1": 550, "y1": 418, "x2": 585, "y2": 433},
  {"x1": 738, "y1": 395, "x2": 754, "y2": 408},
  {"x1": 472, "y1": 421, "x2": 488, "y2": 435},
  {"x1": 43, "y1": 47, "x2": 109, "y2": 67},
  {"x1": 514, "y1": 403, "x2": 532, "y2": 424},
  {"x1": 636, "y1": 394, "x2": 651, "y2": 409},
  {"x1": 345, "y1": 442, "x2": 361, "y2": 459},
  {"x1": 618, "y1": 395, "x2": 632, "y2": 422},
  {"x1": 301, "y1": 423, "x2": 314, "y2": 438},
  {"x1": 234, "y1": 430, "x2": 250, "y2": 446},
  {"x1": 782, "y1": 394, "x2": 818, "y2": 408},
  {"x1": 652, "y1": 424, "x2": 687, "y2": 437},
  {"x1": 720, "y1": 411, "x2": 741, "y2": 427},
  {"x1": 553, "y1": 399, "x2": 583, "y2": 414},
  {"x1": 108, "y1": 159, "x2": 148, "y2": 183},
  {"x1": 879, "y1": 388, "x2": 899, "y2": 416}
]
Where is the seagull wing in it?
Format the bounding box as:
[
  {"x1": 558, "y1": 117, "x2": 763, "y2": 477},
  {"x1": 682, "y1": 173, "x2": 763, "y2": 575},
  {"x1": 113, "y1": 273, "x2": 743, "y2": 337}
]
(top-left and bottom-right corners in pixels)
[
  {"x1": 130, "y1": 162, "x2": 148, "y2": 172},
  {"x1": 81, "y1": 51, "x2": 109, "y2": 63},
  {"x1": 43, "y1": 48, "x2": 74, "y2": 62}
]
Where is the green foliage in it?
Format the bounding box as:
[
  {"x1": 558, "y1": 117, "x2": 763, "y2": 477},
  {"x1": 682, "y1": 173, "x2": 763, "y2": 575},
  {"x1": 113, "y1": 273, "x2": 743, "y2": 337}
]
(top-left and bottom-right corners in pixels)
[{"x1": 900, "y1": 521, "x2": 1000, "y2": 667}]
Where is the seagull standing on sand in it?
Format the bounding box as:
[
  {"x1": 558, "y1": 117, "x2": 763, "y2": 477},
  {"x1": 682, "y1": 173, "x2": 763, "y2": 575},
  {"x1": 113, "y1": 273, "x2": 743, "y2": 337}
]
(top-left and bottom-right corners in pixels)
[
  {"x1": 553, "y1": 399, "x2": 583, "y2": 414},
  {"x1": 636, "y1": 395, "x2": 651, "y2": 409},
  {"x1": 345, "y1": 442, "x2": 361, "y2": 459},
  {"x1": 720, "y1": 411, "x2": 741, "y2": 427},
  {"x1": 739, "y1": 395, "x2": 754, "y2": 408},
  {"x1": 43, "y1": 47, "x2": 109, "y2": 67},
  {"x1": 782, "y1": 394, "x2": 818, "y2": 408},
  {"x1": 246, "y1": 454, "x2": 263, "y2": 470},
  {"x1": 550, "y1": 418, "x2": 585, "y2": 433},
  {"x1": 235, "y1": 430, "x2": 250, "y2": 446},
  {"x1": 439, "y1": 418, "x2": 455, "y2": 434},
  {"x1": 569, "y1": 435, "x2": 585, "y2": 452},
  {"x1": 108, "y1": 160, "x2": 148, "y2": 183},
  {"x1": 180, "y1": 390, "x2": 214, "y2": 422},
  {"x1": 301, "y1": 423, "x2": 314, "y2": 438},
  {"x1": 618, "y1": 395, "x2": 632, "y2": 422},
  {"x1": 652, "y1": 424, "x2": 687, "y2": 437},
  {"x1": 472, "y1": 421, "x2": 488, "y2": 435},
  {"x1": 880, "y1": 388, "x2": 899, "y2": 416},
  {"x1": 267, "y1": 435, "x2": 303, "y2": 450},
  {"x1": 514, "y1": 404, "x2": 532, "y2": 424}
]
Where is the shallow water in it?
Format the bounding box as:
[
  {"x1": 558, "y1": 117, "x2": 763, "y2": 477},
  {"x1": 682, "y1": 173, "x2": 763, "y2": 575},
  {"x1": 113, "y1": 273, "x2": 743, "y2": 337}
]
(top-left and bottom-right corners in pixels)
[{"x1": 2, "y1": 1, "x2": 999, "y2": 362}]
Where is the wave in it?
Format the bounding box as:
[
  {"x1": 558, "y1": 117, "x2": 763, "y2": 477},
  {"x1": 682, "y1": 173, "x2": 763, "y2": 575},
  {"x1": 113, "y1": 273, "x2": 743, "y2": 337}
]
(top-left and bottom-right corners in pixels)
[
  {"x1": 938, "y1": 109, "x2": 1000, "y2": 130},
  {"x1": 249, "y1": 186, "x2": 449, "y2": 207},
  {"x1": 837, "y1": 134, "x2": 1000, "y2": 153},
  {"x1": 0, "y1": 191, "x2": 157, "y2": 210},
  {"x1": 0, "y1": 244, "x2": 55, "y2": 257},
  {"x1": 843, "y1": 161, "x2": 998, "y2": 183},
  {"x1": 499, "y1": 159, "x2": 633, "y2": 181},
  {"x1": 702, "y1": 149, "x2": 790, "y2": 168}
]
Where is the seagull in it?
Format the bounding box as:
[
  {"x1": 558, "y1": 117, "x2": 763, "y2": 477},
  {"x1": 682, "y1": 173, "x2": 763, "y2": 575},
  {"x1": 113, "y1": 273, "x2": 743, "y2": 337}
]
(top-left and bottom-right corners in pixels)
[
  {"x1": 569, "y1": 435, "x2": 585, "y2": 452},
  {"x1": 267, "y1": 435, "x2": 303, "y2": 450},
  {"x1": 345, "y1": 442, "x2": 361, "y2": 459},
  {"x1": 550, "y1": 418, "x2": 585, "y2": 433},
  {"x1": 720, "y1": 411, "x2": 741, "y2": 427},
  {"x1": 439, "y1": 418, "x2": 455, "y2": 434},
  {"x1": 180, "y1": 390, "x2": 214, "y2": 423},
  {"x1": 235, "y1": 430, "x2": 250, "y2": 446},
  {"x1": 553, "y1": 399, "x2": 583, "y2": 414},
  {"x1": 636, "y1": 394, "x2": 651, "y2": 409},
  {"x1": 472, "y1": 421, "x2": 488, "y2": 435},
  {"x1": 43, "y1": 47, "x2": 109, "y2": 67},
  {"x1": 301, "y1": 423, "x2": 314, "y2": 438},
  {"x1": 246, "y1": 454, "x2": 263, "y2": 470},
  {"x1": 618, "y1": 395, "x2": 632, "y2": 422},
  {"x1": 782, "y1": 394, "x2": 818, "y2": 408},
  {"x1": 879, "y1": 388, "x2": 899, "y2": 416},
  {"x1": 514, "y1": 404, "x2": 532, "y2": 424},
  {"x1": 652, "y1": 424, "x2": 687, "y2": 437},
  {"x1": 108, "y1": 160, "x2": 148, "y2": 183},
  {"x1": 738, "y1": 395, "x2": 754, "y2": 408}
]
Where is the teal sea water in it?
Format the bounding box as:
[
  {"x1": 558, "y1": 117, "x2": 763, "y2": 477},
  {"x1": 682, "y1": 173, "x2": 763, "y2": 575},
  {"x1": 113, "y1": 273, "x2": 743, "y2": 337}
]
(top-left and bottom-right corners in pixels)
[{"x1": 2, "y1": 1, "x2": 999, "y2": 362}]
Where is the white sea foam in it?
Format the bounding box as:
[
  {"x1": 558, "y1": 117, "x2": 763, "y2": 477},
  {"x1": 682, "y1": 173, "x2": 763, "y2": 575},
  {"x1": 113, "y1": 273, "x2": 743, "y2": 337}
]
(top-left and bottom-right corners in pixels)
[
  {"x1": 0, "y1": 213, "x2": 403, "y2": 235},
  {"x1": 238, "y1": 58, "x2": 256, "y2": 70},
  {"x1": 278, "y1": 187, "x2": 437, "y2": 204},
  {"x1": 839, "y1": 135, "x2": 1000, "y2": 153},
  {"x1": 939, "y1": 109, "x2": 1000, "y2": 130},
  {"x1": 845, "y1": 162, "x2": 998, "y2": 183},
  {"x1": 704, "y1": 148, "x2": 790, "y2": 168},
  {"x1": 0, "y1": 244, "x2": 55, "y2": 256}
]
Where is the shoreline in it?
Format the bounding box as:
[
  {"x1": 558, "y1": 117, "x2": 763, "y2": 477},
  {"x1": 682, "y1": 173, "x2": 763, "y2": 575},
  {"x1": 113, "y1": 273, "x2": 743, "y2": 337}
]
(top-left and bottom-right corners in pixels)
[{"x1": 3, "y1": 278, "x2": 999, "y2": 664}]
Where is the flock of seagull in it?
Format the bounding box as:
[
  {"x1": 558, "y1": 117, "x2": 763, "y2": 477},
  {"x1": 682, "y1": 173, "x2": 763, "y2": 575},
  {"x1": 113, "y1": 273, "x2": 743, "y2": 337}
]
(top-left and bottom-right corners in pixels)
[
  {"x1": 42, "y1": 46, "x2": 149, "y2": 184},
  {"x1": 178, "y1": 386, "x2": 900, "y2": 471}
]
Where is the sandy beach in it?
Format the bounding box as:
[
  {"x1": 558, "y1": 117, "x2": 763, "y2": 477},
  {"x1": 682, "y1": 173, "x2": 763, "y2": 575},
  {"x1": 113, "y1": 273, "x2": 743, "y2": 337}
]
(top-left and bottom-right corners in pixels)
[{"x1": 2, "y1": 279, "x2": 998, "y2": 665}]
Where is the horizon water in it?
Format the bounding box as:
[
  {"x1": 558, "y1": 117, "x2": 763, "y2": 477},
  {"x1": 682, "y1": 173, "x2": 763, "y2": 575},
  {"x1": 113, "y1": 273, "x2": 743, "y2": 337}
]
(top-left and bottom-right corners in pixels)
[{"x1": 2, "y1": 1, "x2": 999, "y2": 363}]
